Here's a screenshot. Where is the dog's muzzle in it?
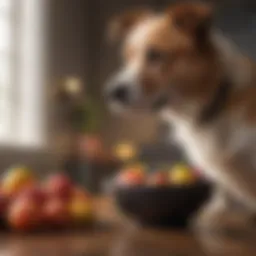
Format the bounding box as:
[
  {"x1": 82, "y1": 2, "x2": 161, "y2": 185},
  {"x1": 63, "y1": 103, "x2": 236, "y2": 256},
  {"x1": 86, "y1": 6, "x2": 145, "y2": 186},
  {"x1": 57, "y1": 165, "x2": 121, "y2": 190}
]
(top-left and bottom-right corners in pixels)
[
  {"x1": 105, "y1": 82, "x2": 133, "y2": 105},
  {"x1": 106, "y1": 84, "x2": 130, "y2": 104}
]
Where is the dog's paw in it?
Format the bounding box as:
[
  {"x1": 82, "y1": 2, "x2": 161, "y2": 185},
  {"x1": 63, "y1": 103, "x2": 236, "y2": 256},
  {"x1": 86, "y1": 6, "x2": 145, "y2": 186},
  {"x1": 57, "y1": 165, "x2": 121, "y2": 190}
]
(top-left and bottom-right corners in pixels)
[{"x1": 191, "y1": 206, "x2": 251, "y2": 234}]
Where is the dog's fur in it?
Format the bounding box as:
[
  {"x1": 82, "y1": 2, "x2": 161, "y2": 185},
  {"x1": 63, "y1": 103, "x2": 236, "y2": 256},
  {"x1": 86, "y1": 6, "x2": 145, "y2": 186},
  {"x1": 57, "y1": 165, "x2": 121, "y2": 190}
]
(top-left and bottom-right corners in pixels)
[{"x1": 105, "y1": 2, "x2": 256, "y2": 231}]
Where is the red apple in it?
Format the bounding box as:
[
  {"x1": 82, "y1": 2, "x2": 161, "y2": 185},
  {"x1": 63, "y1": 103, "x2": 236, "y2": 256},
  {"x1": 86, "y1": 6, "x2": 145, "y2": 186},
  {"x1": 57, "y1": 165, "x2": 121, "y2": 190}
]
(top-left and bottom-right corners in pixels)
[
  {"x1": 44, "y1": 174, "x2": 73, "y2": 201},
  {"x1": 117, "y1": 170, "x2": 145, "y2": 187},
  {"x1": 43, "y1": 197, "x2": 70, "y2": 227},
  {"x1": 147, "y1": 171, "x2": 169, "y2": 187},
  {"x1": 18, "y1": 186, "x2": 47, "y2": 204},
  {"x1": 7, "y1": 195, "x2": 42, "y2": 231}
]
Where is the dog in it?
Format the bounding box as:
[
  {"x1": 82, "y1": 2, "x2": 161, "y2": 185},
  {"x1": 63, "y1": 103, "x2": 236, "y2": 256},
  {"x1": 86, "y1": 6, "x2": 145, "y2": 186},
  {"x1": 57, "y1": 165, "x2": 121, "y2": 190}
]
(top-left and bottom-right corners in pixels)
[{"x1": 104, "y1": 2, "x2": 256, "y2": 232}]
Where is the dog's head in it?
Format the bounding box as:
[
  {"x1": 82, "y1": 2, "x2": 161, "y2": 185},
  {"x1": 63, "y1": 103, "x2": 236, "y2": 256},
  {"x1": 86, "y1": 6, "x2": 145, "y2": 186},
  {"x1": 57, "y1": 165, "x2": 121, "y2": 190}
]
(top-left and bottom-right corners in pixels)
[{"x1": 105, "y1": 3, "x2": 219, "y2": 114}]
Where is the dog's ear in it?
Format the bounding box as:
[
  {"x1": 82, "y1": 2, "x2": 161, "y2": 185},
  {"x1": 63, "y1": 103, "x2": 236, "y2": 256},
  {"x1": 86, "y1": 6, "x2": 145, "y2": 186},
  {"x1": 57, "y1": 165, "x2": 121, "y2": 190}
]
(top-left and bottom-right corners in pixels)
[
  {"x1": 107, "y1": 8, "x2": 153, "y2": 44},
  {"x1": 167, "y1": 2, "x2": 214, "y2": 42}
]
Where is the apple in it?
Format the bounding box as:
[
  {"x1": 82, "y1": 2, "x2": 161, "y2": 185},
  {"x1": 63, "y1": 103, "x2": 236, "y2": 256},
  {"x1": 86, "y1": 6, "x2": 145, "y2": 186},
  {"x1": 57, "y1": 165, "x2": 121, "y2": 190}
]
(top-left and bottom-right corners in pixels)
[
  {"x1": 44, "y1": 174, "x2": 73, "y2": 201},
  {"x1": 7, "y1": 195, "x2": 42, "y2": 231},
  {"x1": 43, "y1": 197, "x2": 70, "y2": 227},
  {"x1": 147, "y1": 171, "x2": 169, "y2": 187},
  {"x1": 116, "y1": 169, "x2": 145, "y2": 187},
  {"x1": 2, "y1": 166, "x2": 36, "y2": 197},
  {"x1": 18, "y1": 186, "x2": 47, "y2": 204},
  {"x1": 125, "y1": 163, "x2": 147, "y2": 174},
  {"x1": 169, "y1": 164, "x2": 196, "y2": 185}
]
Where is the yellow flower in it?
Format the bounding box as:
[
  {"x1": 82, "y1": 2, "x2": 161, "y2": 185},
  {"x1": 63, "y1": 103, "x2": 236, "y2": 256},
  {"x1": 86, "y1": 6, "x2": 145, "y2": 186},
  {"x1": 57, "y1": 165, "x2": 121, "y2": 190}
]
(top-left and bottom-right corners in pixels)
[{"x1": 114, "y1": 142, "x2": 137, "y2": 162}]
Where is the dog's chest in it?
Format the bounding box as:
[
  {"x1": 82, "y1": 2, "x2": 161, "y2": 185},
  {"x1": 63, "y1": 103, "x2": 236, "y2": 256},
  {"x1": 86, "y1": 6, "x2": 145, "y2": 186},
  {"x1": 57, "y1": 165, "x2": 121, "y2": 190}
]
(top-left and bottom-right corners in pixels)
[
  {"x1": 161, "y1": 111, "x2": 224, "y2": 177},
  {"x1": 174, "y1": 122, "x2": 217, "y2": 169}
]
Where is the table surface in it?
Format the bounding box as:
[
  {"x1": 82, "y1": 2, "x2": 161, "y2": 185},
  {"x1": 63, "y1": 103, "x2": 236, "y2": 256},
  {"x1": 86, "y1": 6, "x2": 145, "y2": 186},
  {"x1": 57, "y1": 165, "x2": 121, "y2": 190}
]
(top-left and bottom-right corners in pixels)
[{"x1": 1, "y1": 198, "x2": 256, "y2": 256}]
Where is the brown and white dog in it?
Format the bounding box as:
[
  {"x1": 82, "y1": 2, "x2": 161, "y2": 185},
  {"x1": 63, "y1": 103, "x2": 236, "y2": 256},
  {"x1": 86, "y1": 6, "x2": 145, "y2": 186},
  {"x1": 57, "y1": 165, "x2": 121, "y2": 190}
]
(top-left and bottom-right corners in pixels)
[{"x1": 104, "y1": 2, "x2": 256, "y2": 231}]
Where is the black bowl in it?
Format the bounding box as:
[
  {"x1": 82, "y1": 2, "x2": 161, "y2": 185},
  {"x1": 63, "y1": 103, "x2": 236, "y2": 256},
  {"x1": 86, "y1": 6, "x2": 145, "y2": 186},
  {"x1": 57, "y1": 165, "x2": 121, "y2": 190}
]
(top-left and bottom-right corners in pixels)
[{"x1": 115, "y1": 182, "x2": 211, "y2": 228}]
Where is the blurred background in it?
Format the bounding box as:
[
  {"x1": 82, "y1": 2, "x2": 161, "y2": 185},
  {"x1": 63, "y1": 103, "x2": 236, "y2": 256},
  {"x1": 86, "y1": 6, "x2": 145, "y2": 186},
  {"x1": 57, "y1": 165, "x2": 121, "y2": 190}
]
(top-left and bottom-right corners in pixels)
[
  {"x1": 1, "y1": 1, "x2": 256, "y2": 255},
  {"x1": 1, "y1": 0, "x2": 256, "y2": 194}
]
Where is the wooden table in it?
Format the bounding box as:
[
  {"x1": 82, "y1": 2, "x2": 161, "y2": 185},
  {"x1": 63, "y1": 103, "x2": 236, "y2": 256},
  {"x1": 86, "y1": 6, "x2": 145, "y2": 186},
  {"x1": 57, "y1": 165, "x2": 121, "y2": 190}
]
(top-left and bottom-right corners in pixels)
[{"x1": 1, "y1": 198, "x2": 256, "y2": 256}]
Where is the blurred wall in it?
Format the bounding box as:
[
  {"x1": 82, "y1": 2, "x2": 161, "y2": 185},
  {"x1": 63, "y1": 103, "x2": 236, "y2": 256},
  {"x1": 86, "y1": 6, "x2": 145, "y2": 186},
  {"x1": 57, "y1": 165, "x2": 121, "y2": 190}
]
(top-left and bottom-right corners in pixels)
[{"x1": 49, "y1": 0, "x2": 88, "y2": 82}]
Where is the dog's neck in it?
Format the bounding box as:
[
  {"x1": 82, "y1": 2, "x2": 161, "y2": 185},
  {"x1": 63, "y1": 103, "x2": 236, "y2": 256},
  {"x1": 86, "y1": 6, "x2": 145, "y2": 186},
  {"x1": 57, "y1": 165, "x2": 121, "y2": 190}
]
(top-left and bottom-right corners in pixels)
[
  {"x1": 198, "y1": 76, "x2": 232, "y2": 124},
  {"x1": 197, "y1": 31, "x2": 253, "y2": 124},
  {"x1": 160, "y1": 31, "x2": 253, "y2": 126}
]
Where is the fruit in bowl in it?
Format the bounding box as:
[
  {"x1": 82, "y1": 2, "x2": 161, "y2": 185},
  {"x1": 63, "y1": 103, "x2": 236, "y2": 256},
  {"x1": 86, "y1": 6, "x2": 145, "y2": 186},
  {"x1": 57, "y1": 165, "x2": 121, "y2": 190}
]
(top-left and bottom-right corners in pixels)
[
  {"x1": 169, "y1": 163, "x2": 197, "y2": 185},
  {"x1": 114, "y1": 162, "x2": 210, "y2": 227},
  {"x1": 116, "y1": 164, "x2": 146, "y2": 187},
  {"x1": 147, "y1": 171, "x2": 169, "y2": 187},
  {"x1": 115, "y1": 162, "x2": 203, "y2": 188}
]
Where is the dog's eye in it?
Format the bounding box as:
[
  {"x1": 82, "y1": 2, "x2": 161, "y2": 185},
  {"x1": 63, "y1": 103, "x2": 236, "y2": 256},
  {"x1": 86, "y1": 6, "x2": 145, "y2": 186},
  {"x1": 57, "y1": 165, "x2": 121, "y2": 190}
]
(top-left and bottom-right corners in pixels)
[{"x1": 146, "y1": 48, "x2": 163, "y2": 63}]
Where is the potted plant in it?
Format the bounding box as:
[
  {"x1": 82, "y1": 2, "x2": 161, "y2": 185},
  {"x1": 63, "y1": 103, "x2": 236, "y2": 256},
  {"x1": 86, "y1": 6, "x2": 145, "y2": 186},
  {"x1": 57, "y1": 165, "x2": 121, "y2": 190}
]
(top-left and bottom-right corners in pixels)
[{"x1": 54, "y1": 77, "x2": 118, "y2": 192}]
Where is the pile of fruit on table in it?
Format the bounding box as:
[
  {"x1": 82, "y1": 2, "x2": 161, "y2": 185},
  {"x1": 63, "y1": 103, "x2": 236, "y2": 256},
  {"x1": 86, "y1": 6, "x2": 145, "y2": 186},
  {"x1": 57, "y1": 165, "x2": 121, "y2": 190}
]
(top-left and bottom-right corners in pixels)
[
  {"x1": 115, "y1": 163, "x2": 204, "y2": 188},
  {"x1": 0, "y1": 166, "x2": 94, "y2": 232}
]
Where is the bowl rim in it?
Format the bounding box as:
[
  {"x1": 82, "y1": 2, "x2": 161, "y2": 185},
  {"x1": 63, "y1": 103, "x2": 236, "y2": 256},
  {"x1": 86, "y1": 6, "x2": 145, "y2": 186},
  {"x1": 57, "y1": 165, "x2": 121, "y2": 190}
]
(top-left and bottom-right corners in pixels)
[{"x1": 115, "y1": 180, "x2": 211, "y2": 193}]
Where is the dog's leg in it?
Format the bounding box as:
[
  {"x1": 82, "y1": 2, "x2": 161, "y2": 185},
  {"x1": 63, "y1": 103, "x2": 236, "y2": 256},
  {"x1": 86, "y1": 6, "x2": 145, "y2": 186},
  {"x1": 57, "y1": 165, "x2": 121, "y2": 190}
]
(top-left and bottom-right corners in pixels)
[
  {"x1": 193, "y1": 149, "x2": 256, "y2": 233},
  {"x1": 192, "y1": 187, "x2": 253, "y2": 233},
  {"x1": 217, "y1": 153, "x2": 256, "y2": 211}
]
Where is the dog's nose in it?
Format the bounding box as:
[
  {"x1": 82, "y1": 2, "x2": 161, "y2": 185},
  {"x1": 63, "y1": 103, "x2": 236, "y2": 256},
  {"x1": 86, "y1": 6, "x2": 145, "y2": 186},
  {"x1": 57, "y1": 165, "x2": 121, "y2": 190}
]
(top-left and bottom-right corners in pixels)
[{"x1": 106, "y1": 84, "x2": 130, "y2": 103}]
